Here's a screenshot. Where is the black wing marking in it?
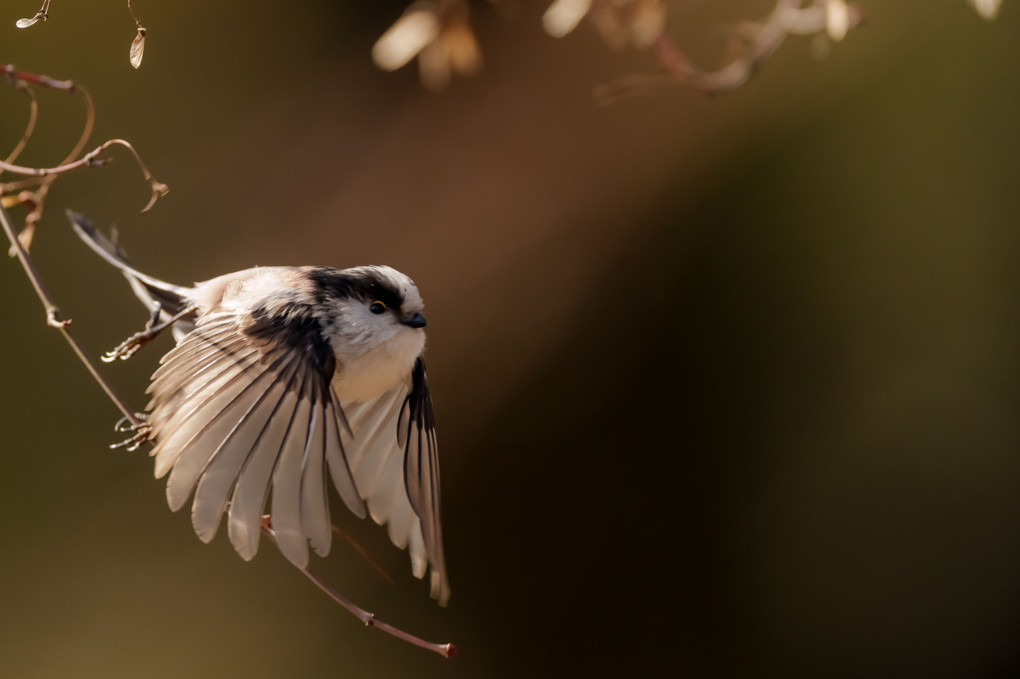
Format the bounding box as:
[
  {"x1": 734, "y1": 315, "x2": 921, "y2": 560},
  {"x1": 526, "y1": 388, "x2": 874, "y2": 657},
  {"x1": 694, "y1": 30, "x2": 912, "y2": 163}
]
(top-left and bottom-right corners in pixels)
[
  {"x1": 398, "y1": 357, "x2": 450, "y2": 605},
  {"x1": 146, "y1": 307, "x2": 365, "y2": 568}
]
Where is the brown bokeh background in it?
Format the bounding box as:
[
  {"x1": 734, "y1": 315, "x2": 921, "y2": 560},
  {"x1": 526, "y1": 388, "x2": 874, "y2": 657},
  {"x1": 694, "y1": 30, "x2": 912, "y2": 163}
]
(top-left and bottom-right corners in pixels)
[{"x1": 2, "y1": 2, "x2": 1019, "y2": 677}]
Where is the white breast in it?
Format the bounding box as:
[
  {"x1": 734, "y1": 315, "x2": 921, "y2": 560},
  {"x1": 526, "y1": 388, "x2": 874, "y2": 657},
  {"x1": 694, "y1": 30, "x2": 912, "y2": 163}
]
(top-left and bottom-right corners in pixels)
[{"x1": 331, "y1": 327, "x2": 425, "y2": 403}]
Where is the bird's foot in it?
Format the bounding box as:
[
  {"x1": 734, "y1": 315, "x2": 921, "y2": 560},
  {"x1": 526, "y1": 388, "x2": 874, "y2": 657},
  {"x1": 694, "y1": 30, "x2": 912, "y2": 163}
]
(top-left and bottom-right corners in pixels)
[
  {"x1": 112, "y1": 414, "x2": 152, "y2": 451},
  {"x1": 102, "y1": 330, "x2": 155, "y2": 362}
]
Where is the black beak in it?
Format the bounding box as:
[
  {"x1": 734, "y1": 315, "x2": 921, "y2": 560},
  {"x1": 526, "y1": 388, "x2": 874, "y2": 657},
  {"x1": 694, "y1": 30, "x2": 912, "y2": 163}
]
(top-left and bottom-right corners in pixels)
[{"x1": 402, "y1": 312, "x2": 427, "y2": 329}]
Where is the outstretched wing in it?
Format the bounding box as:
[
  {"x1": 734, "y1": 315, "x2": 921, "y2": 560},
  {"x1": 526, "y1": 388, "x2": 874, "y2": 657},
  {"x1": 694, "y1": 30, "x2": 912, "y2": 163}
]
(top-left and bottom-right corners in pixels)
[
  {"x1": 145, "y1": 309, "x2": 366, "y2": 569},
  {"x1": 341, "y1": 358, "x2": 450, "y2": 606}
]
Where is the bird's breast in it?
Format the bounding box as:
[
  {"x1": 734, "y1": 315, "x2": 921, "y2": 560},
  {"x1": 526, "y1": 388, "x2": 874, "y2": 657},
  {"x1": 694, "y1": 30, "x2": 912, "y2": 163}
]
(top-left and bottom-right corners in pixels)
[{"x1": 331, "y1": 329, "x2": 425, "y2": 403}]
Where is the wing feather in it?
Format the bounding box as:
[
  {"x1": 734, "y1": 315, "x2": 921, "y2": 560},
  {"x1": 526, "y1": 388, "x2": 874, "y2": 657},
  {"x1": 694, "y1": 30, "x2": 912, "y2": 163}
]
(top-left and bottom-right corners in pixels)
[
  {"x1": 345, "y1": 388, "x2": 406, "y2": 506},
  {"x1": 324, "y1": 392, "x2": 367, "y2": 519},
  {"x1": 149, "y1": 330, "x2": 248, "y2": 407},
  {"x1": 227, "y1": 361, "x2": 304, "y2": 560},
  {"x1": 341, "y1": 357, "x2": 450, "y2": 605},
  {"x1": 147, "y1": 332, "x2": 253, "y2": 422},
  {"x1": 191, "y1": 359, "x2": 300, "y2": 543},
  {"x1": 160, "y1": 356, "x2": 276, "y2": 503},
  {"x1": 145, "y1": 308, "x2": 353, "y2": 564},
  {"x1": 300, "y1": 396, "x2": 332, "y2": 558},
  {"x1": 341, "y1": 389, "x2": 403, "y2": 475},
  {"x1": 271, "y1": 375, "x2": 314, "y2": 568},
  {"x1": 144, "y1": 307, "x2": 449, "y2": 604},
  {"x1": 399, "y1": 358, "x2": 449, "y2": 604}
]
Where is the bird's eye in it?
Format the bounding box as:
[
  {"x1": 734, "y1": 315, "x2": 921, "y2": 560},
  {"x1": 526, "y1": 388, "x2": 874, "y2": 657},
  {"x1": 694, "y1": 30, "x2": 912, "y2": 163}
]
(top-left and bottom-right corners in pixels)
[{"x1": 369, "y1": 301, "x2": 387, "y2": 314}]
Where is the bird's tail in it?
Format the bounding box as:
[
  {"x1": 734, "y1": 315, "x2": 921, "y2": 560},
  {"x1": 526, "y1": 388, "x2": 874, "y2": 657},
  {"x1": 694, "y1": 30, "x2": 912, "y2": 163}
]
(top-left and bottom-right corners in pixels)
[{"x1": 68, "y1": 210, "x2": 192, "y2": 319}]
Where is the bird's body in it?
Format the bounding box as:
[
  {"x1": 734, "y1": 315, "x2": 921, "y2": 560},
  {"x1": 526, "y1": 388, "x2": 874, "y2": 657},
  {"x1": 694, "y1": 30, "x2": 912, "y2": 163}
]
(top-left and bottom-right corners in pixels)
[{"x1": 70, "y1": 213, "x2": 449, "y2": 605}]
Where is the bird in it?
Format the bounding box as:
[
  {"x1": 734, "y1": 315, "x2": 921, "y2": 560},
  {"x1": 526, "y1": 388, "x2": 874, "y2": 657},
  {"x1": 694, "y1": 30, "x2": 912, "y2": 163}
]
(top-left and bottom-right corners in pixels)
[{"x1": 68, "y1": 211, "x2": 450, "y2": 606}]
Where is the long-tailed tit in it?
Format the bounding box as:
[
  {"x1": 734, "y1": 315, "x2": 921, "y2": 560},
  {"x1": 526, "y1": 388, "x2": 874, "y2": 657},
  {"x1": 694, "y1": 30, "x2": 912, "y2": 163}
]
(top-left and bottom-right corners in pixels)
[{"x1": 69, "y1": 212, "x2": 450, "y2": 606}]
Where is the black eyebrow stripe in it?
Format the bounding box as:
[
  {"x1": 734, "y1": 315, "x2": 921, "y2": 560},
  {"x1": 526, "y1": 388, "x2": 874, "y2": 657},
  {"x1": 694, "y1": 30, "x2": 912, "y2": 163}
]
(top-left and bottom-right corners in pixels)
[{"x1": 307, "y1": 267, "x2": 404, "y2": 311}]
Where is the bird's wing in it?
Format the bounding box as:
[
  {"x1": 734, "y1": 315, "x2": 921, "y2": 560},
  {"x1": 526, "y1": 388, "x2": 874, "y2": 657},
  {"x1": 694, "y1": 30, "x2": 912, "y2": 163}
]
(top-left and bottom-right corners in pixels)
[
  {"x1": 145, "y1": 309, "x2": 366, "y2": 569},
  {"x1": 341, "y1": 357, "x2": 450, "y2": 605}
]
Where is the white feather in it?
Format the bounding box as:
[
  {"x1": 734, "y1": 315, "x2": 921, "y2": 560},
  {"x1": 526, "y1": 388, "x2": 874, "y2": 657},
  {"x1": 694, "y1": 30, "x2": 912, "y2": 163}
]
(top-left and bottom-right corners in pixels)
[
  {"x1": 300, "y1": 402, "x2": 332, "y2": 558},
  {"x1": 228, "y1": 369, "x2": 302, "y2": 560},
  {"x1": 271, "y1": 382, "x2": 314, "y2": 568},
  {"x1": 191, "y1": 369, "x2": 293, "y2": 543},
  {"x1": 161, "y1": 363, "x2": 274, "y2": 506}
]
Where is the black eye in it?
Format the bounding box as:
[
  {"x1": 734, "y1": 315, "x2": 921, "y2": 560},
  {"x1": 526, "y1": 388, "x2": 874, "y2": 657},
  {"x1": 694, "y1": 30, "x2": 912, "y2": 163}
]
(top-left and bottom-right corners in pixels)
[{"x1": 369, "y1": 301, "x2": 387, "y2": 314}]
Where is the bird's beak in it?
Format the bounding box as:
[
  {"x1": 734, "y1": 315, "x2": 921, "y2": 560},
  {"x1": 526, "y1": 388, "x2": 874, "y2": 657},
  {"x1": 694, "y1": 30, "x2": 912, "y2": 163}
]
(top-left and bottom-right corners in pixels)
[{"x1": 402, "y1": 312, "x2": 427, "y2": 329}]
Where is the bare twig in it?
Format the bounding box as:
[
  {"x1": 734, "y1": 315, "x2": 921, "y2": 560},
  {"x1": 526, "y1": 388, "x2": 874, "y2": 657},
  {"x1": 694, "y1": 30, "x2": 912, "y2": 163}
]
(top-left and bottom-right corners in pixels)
[
  {"x1": 332, "y1": 524, "x2": 397, "y2": 585},
  {"x1": 0, "y1": 67, "x2": 161, "y2": 429},
  {"x1": 0, "y1": 138, "x2": 170, "y2": 211},
  {"x1": 260, "y1": 520, "x2": 454, "y2": 658},
  {"x1": 127, "y1": 0, "x2": 142, "y2": 28},
  {"x1": 2, "y1": 65, "x2": 93, "y2": 249},
  {"x1": 299, "y1": 567, "x2": 457, "y2": 658},
  {"x1": 2, "y1": 66, "x2": 169, "y2": 251},
  {"x1": 2, "y1": 79, "x2": 38, "y2": 167},
  {"x1": 0, "y1": 201, "x2": 144, "y2": 428},
  {"x1": 588, "y1": 0, "x2": 865, "y2": 104}
]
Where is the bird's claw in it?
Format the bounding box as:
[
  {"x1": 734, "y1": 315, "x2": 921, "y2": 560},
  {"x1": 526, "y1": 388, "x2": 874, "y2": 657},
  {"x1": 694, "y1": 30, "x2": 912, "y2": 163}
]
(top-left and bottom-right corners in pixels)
[
  {"x1": 102, "y1": 331, "x2": 153, "y2": 362},
  {"x1": 112, "y1": 414, "x2": 152, "y2": 451}
]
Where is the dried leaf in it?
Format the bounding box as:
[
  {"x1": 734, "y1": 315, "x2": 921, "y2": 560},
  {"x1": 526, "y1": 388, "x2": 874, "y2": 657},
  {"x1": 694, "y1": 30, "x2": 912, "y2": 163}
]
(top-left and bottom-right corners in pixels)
[
  {"x1": 141, "y1": 179, "x2": 169, "y2": 213},
  {"x1": 130, "y1": 27, "x2": 146, "y2": 69},
  {"x1": 542, "y1": 0, "x2": 592, "y2": 38},
  {"x1": 16, "y1": 0, "x2": 49, "y2": 28},
  {"x1": 826, "y1": 0, "x2": 850, "y2": 42},
  {"x1": 418, "y1": 41, "x2": 452, "y2": 91},
  {"x1": 6, "y1": 222, "x2": 36, "y2": 256},
  {"x1": 444, "y1": 21, "x2": 482, "y2": 76},
  {"x1": 17, "y1": 222, "x2": 36, "y2": 251},
  {"x1": 968, "y1": 0, "x2": 1002, "y2": 20},
  {"x1": 627, "y1": 0, "x2": 667, "y2": 49},
  {"x1": 372, "y1": 6, "x2": 441, "y2": 72}
]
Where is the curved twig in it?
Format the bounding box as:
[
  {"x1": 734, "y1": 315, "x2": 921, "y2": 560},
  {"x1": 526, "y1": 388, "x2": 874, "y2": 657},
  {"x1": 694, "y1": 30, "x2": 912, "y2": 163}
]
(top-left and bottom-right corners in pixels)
[
  {"x1": 299, "y1": 566, "x2": 457, "y2": 658},
  {"x1": 1, "y1": 80, "x2": 38, "y2": 167},
  {"x1": 259, "y1": 520, "x2": 455, "y2": 658},
  {"x1": 0, "y1": 139, "x2": 169, "y2": 211},
  {"x1": 0, "y1": 202, "x2": 144, "y2": 427},
  {"x1": 594, "y1": 0, "x2": 865, "y2": 104}
]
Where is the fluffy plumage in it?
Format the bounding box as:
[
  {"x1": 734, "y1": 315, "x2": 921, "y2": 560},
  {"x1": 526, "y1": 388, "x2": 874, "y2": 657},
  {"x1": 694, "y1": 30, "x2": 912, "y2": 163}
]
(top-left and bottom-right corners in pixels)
[{"x1": 70, "y1": 212, "x2": 450, "y2": 606}]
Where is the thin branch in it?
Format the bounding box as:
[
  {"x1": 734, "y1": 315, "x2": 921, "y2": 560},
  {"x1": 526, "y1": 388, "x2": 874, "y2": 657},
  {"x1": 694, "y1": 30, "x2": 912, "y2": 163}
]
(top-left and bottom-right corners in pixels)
[
  {"x1": 1, "y1": 65, "x2": 170, "y2": 236},
  {"x1": 1, "y1": 65, "x2": 72, "y2": 90},
  {"x1": 0, "y1": 138, "x2": 169, "y2": 211},
  {"x1": 593, "y1": 0, "x2": 865, "y2": 104},
  {"x1": 2, "y1": 80, "x2": 38, "y2": 167},
  {"x1": 57, "y1": 83, "x2": 95, "y2": 173},
  {"x1": 260, "y1": 521, "x2": 455, "y2": 658},
  {"x1": 127, "y1": 0, "x2": 142, "y2": 28},
  {"x1": 332, "y1": 524, "x2": 396, "y2": 585},
  {"x1": 0, "y1": 202, "x2": 144, "y2": 427},
  {"x1": 3, "y1": 66, "x2": 96, "y2": 249},
  {"x1": 299, "y1": 568, "x2": 457, "y2": 658}
]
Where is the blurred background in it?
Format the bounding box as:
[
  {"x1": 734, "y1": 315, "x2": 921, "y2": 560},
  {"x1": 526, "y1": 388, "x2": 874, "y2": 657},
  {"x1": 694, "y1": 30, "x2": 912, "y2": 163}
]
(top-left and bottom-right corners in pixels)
[{"x1": 1, "y1": 1, "x2": 1019, "y2": 677}]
